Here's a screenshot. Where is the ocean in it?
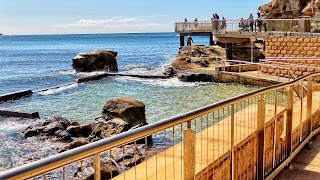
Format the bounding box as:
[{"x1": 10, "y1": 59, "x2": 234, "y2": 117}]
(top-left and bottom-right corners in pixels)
[{"x1": 0, "y1": 33, "x2": 257, "y2": 171}]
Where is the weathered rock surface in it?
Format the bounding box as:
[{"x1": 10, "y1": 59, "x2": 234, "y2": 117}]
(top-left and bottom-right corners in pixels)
[
  {"x1": 165, "y1": 45, "x2": 227, "y2": 81},
  {"x1": 21, "y1": 98, "x2": 152, "y2": 179},
  {"x1": 259, "y1": 0, "x2": 320, "y2": 19},
  {"x1": 21, "y1": 116, "x2": 78, "y2": 142},
  {"x1": 102, "y1": 97, "x2": 147, "y2": 127},
  {"x1": 72, "y1": 50, "x2": 118, "y2": 72},
  {"x1": 232, "y1": 42, "x2": 265, "y2": 62}
]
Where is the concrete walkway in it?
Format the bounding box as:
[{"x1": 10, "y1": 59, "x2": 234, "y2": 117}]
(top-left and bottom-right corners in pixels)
[{"x1": 275, "y1": 132, "x2": 320, "y2": 179}]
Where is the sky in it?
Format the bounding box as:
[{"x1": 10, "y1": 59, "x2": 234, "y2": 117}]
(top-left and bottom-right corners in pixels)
[{"x1": 0, "y1": 0, "x2": 270, "y2": 35}]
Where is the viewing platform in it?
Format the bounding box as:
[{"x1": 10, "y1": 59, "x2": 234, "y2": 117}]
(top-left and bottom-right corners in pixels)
[{"x1": 175, "y1": 18, "x2": 320, "y2": 45}]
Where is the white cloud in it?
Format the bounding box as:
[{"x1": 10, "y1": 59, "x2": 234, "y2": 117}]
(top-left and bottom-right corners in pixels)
[{"x1": 1, "y1": 17, "x2": 173, "y2": 35}]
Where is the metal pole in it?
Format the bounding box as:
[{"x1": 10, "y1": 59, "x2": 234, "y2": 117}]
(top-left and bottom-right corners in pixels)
[
  {"x1": 231, "y1": 104, "x2": 235, "y2": 180},
  {"x1": 184, "y1": 121, "x2": 195, "y2": 180},
  {"x1": 286, "y1": 87, "x2": 293, "y2": 158},
  {"x1": 307, "y1": 79, "x2": 313, "y2": 133},
  {"x1": 257, "y1": 97, "x2": 266, "y2": 180},
  {"x1": 251, "y1": 38, "x2": 254, "y2": 62},
  {"x1": 94, "y1": 154, "x2": 101, "y2": 180}
]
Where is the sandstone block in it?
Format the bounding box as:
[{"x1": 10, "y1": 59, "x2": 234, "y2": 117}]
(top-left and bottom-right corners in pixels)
[
  {"x1": 294, "y1": 42, "x2": 300, "y2": 46},
  {"x1": 284, "y1": 54, "x2": 290, "y2": 57},
  {"x1": 297, "y1": 47, "x2": 303, "y2": 51},
  {"x1": 268, "y1": 69, "x2": 274, "y2": 73},
  {"x1": 275, "y1": 42, "x2": 281, "y2": 46},
  {"x1": 307, "y1": 51, "x2": 314, "y2": 56},
  {"x1": 289, "y1": 38, "x2": 297, "y2": 42},
  {"x1": 304, "y1": 47, "x2": 311, "y2": 51},
  {"x1": 284, "y1": 37, "x2": 290, "y2": 42},
  {"x1": 303, "y1": 72, "x2": 310, "y2": 76},
  {"x1": 311, "y1": 47, "x2": 318, "y2": 51},
  {"x1": 272, "y1": 46, "x2": 278, "y2": 50},
  {"x1": 278, "y1": 54, "x2": 284, "y2": 57},
  {"x1": 300, "y1": 67, "x2": 307, "y2": 72},
  {"x1": 315, "y1": 51, "x2": 320, "y2": 56},
  {"x1": 268, "y1": 50, "x2": 275, "y2": 54},
  {"x1": 318, "y1": 38, "x2": 320, "y2": 43},
  {"x1": 287, "y1": 42, "x2": 293, "y2": 46},
  {"x1": 307, "y1": 60, "x2": 314, "y2": 64},
  {"x1": 281, "y1": 50, "x2": 287, "y2": 54},
  {"x1": 297, "y1": 38, "x2": 304, "y2": 43},
  {"x1": 307, "y1": 68, "x2": 315, "y2": 72},
  {"x1": 304, "y1": 38, "x2": 311, "y2": 43},
  {"x1": 307, "y1": 43, "x2": 314, "y2": 47},
  {"x1": 311, "y1": 38, "x2": 318, "y2": 43},
  {"x1": 272, "y1": 38, "x2": 278, "y2": 42},
  {"x1": 278, "y1": 38, "x2": 284, "y2": 42},
  {"x1": 300, "y1": 42, "x2": 307, "y2": 47},
  {"x1": 292, "y1": 67, "x2": 299, "y2": 71},
  {"x1": 294, "y1": 51, "x2": 300, "y2": 55},
  {"x1": 275, "y1": 50, "x2": 280, "y2": 54},
  {"x1": 300, "y1": 51, "x2": 307, "y2": 55},
  {"x1": 290, "y1": 47, "x2": 297, "y2": 51},
  {"x1": 281, "y1": 42, "x2": 287, "y2": 46},
  {"x1": 268, "y1": 42, "x2": 273, "y2": 46}
]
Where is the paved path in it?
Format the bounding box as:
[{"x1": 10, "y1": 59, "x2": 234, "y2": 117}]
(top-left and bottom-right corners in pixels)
[{"x1": 275, "y1": 132, "x2": 320, "y2": 179}]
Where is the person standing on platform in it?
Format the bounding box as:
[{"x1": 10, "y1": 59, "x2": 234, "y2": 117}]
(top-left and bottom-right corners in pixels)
[
  {"x1": 183, "y1": 18, "x2": 188, "y2": 31},
  {"x1": 194, "y1": 18, "x2": 198, "y2": 30},
  {"x1": 221, "y1": 17, "x2": 226, "y2": 30},
  {"x1": 214, "y1": 13, "x2": 220, "y2": 31},
  {"x1": 248, "y1": 12, "x2": 254, "y2": 32},
  {"x1": 186, "y1": 34, "x2": 193, "y2": 47}
]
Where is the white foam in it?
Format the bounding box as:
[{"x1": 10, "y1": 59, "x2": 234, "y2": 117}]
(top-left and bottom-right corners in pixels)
[
  {"x1": 36, "y1": 83, "x2": 78, "y2": 95},
  {"x1": 115, "y1": 76, "x2": 209, "y2": 88},
  {"x1": 57, "y1": 69, "x2": 76, "y2": 75}
]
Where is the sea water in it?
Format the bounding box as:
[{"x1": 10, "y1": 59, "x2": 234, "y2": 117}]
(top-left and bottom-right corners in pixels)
[{"x1": 0, "y1": 33, "x2": 257, "y2": 171}]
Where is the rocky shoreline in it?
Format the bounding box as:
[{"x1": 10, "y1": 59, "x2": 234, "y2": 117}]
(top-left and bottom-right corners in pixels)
[{"x1": 21, "y1": 97, "x2": 154, "y2": 179}]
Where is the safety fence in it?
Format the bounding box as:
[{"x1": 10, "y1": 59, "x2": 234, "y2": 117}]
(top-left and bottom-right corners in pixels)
[
  {"x1": 0, "y1": 72, "x2": 320, "y2": 180},
  {"x1": 175, "y1": 18, "x2": 320, "y2": 37}
]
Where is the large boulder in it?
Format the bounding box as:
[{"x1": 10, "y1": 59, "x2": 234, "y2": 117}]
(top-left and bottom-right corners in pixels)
[
  {"x1": 259, "y1": 0, "x2": 320, "y2": 19},
  {"x1": 102, "y1": 97, "x2": 147, "y2": 127},
  {"x1": 72, "y1": 50, "x2": 118, "y2": 72},
  {"x1": 165, "y1": 45, "x2": 227, "y2": 81}
]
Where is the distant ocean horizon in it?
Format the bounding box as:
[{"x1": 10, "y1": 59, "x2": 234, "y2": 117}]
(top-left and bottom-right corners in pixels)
[{"x1": 0, "y1": 32, "x2": 257, "y2": 171}]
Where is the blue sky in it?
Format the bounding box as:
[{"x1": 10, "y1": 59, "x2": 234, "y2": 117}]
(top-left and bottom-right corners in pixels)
[{"x1": 0, "y1": 0, "x2": 270, "y2": 35}]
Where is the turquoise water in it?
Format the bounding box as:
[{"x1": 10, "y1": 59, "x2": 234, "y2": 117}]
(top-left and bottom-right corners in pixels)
[{"x1": 0, "y1": 33, "x2": 257, "y2": 171}]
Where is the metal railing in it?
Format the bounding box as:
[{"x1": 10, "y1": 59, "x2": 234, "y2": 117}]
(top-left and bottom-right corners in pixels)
[
  {"x1": 175, "y1": 18, "x2": 320, "y2": 37},
  {"x1": 1, "y1": 72, "x2": 320, "y2": 180},
  {"x1": 220, "y1": 59, "x2": 297, "y2": 82}
]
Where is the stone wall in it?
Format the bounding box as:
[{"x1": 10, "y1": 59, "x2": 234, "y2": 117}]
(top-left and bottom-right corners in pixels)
[
  {"x1": 265, "y1": 37, "x2": 320, "y2": 58},
  {"x1": 262, "y1": 36, "x2": 320, "y2": 82}
]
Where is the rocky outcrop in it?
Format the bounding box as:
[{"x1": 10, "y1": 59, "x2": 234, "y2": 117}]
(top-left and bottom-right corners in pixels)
[
  {"x1": 21, "y1": 116, "x2": 80, "y2": 142},
  {"x1": 22, "y1": 98, "x2": 150, "y2": 148},
  {"x1": 259, "y1": 0, "x2": 320, "y2": 19},
  {"x1": 72, "y1": 50, "x2": 118, "y2": 72},
  {"x1": 21, "y1": 98, "x2": 153, "y2": 179},
  {"x1": 165, "y1": 45, "x2": 227, "y2": 81}
]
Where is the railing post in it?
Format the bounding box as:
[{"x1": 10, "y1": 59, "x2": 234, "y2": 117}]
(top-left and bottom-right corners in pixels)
[
  {"x1": 307, "y1": 78, "x2": 313, "y2": 133},
  {"x1": 231, "y1": 104, "x2": 235, "y2": 180},
  {"x1": 94, "y1": 154, "x2": 101, "y2": 180},
  {"x1": 184, "y1": 121, "x2": 195, "y2": 180},
  {"x1": 257, "y1": 97, "x2": 265, "y2": 180},
  {"x1": 286, "y1": 87, "x2": 293, "y2": 158}
]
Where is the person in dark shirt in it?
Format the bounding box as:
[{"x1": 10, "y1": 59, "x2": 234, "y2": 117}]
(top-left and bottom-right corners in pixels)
[{"x1": 186, "y1": 34, "x2": 193, "y2": 47}]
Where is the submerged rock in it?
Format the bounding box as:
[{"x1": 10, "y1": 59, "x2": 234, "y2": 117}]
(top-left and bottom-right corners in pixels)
[{"x1": 72, "y1": 50, "x2": 118, "y2": 72}]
